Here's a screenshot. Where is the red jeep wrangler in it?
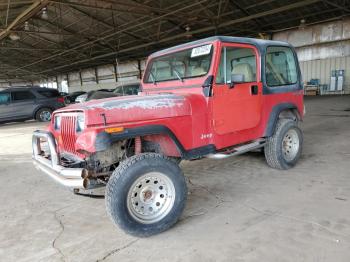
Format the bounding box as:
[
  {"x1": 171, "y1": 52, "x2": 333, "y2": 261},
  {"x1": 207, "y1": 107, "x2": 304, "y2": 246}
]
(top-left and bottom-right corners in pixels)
[{"x1": 32, "y1": 36, "x2": 304, "y2": 237}]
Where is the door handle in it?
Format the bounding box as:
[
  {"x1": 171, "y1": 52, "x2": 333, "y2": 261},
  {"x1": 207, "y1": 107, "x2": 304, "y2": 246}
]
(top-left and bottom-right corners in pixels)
[{"x1": 251, "y1": 85, "x2": 258, "y2": 95}]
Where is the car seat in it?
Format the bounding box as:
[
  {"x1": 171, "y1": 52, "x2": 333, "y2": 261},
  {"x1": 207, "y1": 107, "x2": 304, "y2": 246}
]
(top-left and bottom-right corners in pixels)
[{"x1": 231, "y1": 63, "x2": 254, "y2": 82}]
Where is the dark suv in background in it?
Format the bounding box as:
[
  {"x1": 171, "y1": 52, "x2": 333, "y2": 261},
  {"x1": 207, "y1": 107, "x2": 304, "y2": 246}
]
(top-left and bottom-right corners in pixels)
[{"x1": 0, "y1": 87, "x2": 65, "y2": 123}]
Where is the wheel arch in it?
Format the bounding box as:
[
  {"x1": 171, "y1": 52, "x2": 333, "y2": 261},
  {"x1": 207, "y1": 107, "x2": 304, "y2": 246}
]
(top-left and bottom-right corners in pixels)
[
  {"x1": 94, "y1": 125, "x2": 216, "y2": 160},
  {"x1": 32, "y1": 105, "x2": 55, "y2": 119},
  {"x1": 95, "y1": 125, "x2": 185, "y2": 157},
  {"x1": 264, "y1": 103, "x2": 301, "y2": 137}
]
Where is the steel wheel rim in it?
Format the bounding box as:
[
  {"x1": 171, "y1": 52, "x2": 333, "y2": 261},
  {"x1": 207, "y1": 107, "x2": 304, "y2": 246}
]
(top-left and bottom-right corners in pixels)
[
  {"x1": 40, "y1": 110, "x2": 51, "y2": 121},
  {"x1": 127, "y1": 172, "x2": 176, "y2": 224},
  {"x1": 282, "y1": 128, "x2": 300, "y2": 161}
]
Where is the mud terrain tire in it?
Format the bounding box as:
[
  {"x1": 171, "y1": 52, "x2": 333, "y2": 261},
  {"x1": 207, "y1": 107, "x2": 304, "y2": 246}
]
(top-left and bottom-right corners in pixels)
[
  {"x1": 265, "y1": 119, "x2": 303, "y2": 170},
  {"x1": 105, "y1": 153, "x2": 187, "y2": 237}
]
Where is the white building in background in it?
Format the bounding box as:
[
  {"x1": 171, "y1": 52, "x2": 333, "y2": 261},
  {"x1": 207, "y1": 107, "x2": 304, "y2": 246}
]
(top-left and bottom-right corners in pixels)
[{"x1": 273, "y1": 17, "x2": 350, "y2": 94}]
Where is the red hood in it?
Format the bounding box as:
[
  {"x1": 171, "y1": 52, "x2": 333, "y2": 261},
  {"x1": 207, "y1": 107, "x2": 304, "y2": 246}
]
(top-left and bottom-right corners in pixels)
[{"x1": 55, "y1": 93, "x2": 194, "y2": 126}]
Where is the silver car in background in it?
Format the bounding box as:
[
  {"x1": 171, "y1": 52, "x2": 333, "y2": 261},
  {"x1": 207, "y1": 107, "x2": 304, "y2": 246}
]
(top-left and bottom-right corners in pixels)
[
  {"x1": 0, "y1": 87, "x2": 65, "y2": 123},
  {"x1": 75, "y1": 83, "x2": 140, "y2": 103}
]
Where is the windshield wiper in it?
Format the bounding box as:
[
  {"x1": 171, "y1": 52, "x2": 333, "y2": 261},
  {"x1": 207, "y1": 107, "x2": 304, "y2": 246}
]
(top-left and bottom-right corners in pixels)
[{"x1": 173, "y1": 68, "x2": 183, "y2": 82}]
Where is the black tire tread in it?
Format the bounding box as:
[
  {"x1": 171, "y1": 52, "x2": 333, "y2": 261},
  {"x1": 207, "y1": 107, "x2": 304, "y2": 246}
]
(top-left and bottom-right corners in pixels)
[
  {"x1": 264, "y1": 119, "x2": 302, "y2": 170},
  {"x1": 105, "y1": 153, "x2": 186, "y2": 237}
]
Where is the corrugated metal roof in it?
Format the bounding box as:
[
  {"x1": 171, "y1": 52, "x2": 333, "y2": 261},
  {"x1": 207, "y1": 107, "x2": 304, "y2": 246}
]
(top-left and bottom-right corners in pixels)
[{"x1": 0, "y1": 0, "x2": 348, "y2": 81}]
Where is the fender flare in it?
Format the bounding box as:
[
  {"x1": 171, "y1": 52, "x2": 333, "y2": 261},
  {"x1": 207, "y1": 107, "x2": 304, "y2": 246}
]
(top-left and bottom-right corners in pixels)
[
  {"x1": 264, "y1": 103, "x2": 301, "y2": 137},
  {"x1": 95, "y1": 125, "x2": 215, "y2": 160}
]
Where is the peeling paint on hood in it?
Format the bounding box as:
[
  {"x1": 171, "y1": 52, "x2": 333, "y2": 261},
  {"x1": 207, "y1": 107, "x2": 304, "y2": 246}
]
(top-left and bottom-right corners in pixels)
[
  {"x1": 86, "y1": 94, "x2": 185, "y2": 110},
  {"x1": 58, "y1": 93, "x2": 193, "y2": 126}
]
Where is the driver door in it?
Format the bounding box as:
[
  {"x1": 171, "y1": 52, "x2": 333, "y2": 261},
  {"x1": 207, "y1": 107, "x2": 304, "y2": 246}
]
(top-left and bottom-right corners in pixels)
[{"x1": 212, "y1": 43, "x2": 262, "y2": 135}]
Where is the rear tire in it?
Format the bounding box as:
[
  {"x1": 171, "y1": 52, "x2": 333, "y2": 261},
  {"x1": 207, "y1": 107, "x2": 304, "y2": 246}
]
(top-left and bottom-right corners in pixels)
[
  {"x1": 264, "y1": 119, "x2": 303, "y2": 170},
  {"x1": 35, "y1": 108, "x2": 52, "y2": 122},
  {"x1": 105, "y1": 153, "x2": 187, "y2": 237}
]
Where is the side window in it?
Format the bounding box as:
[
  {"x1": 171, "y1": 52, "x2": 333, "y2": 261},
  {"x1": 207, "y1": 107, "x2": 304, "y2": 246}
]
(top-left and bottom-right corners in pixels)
[
  {"x1": 216, "y1": 46, "x2": 257, "y2": 84},
  {"x1": 125, "y1": 85, "x2": 139, "y2": 95},
  {"x1": 37, "y1": 89, "x2": 59, "y2": 98},
  {"x1": 266, "y1": 46, "x2": 298, "y2": 86},
  {"x1": 11, "y1": 91, "x2": 36, "y2": 101},
  {"x1": 0, "y1": 93, "x2": 10, "y2": 105},
  {"x1": 114, "y1": 87, "x2": 123, "y2": 95}
]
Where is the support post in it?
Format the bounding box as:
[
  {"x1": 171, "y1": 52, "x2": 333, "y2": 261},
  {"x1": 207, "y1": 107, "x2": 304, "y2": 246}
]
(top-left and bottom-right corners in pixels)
[
  {"x1": 95, "y1": 67, "x2": 99, "y2": 84},
  {"x1": 137, "y1": 60, "x2": 142, "y2": 79},
  {"x1": 66, "y1": 74, "x2": 70, "y2": 88},
  {"x1": 79, "y1": 70, "x2": 83, "y2": 86},
  {"x1": 113, "y1": 62, "x2": 118, "y2": 82}
]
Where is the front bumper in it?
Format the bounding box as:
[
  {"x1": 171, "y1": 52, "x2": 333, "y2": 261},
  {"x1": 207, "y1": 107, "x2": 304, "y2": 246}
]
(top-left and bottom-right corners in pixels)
[{"x1": 32, "y1": 130, "x2": 90, "y2": 189}]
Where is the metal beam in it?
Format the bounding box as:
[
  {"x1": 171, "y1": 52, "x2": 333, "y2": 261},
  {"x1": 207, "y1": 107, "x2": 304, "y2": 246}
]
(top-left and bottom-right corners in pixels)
[
  {"x1": 33, "y1": 16, "x2": 114, "y2": 52},
  {"x1": 35, "y1": 0, "x2": 323, "y2": 75},
  {"x1": 323, "y1": 0, "x2": 350, "y2": 13},
  {"x1": 0, "y1": 61, "x2": 48, "y2": 78},
  {"x1": 0, "y1": 1, "x2": 33, "y2": 7},
  {"x1": 3, "y1": 29, "x2": 73, "y2": 36},
  {"x1": 0, "y1": 0, "x2": 49, "y2": 42},
  {"x1": 48, "y1": 0, "x2": 171, "y2": 16},
  {"x1": 228, "y1": 0, "x2": 264, "y2": 29},
  {"x1": 68, "y1": 5, "x2": 150, "y2": 42},
  {"x1": 6, "y1": 0, "x2": 209, "y2": 74},
  {"x1": 0, "y1": 46, "x2": 64, "y2": 51}
]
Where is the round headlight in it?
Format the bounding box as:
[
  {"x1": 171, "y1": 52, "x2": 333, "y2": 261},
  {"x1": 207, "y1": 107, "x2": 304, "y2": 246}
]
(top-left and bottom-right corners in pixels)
[
  {"x1": 76, "y1": 114, "x2": 85, "y2": 132},
  {"x1": 54, "y1": 115, "x2": 61, "y2": 130}
]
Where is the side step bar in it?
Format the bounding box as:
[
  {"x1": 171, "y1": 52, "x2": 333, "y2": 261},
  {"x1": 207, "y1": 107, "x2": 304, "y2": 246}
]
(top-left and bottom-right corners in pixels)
[{"x1": 205, "y1": 139, "x2": 266, "y2": 159}]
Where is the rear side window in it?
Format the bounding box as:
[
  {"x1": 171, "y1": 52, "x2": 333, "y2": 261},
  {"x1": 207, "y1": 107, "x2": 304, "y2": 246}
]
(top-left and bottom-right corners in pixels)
[
  {"x1": 266, "y1": 46, "x2": 298, "y2": 86},
  {"x1": 0, "y1": 93, "x2": 10, "y2": 105},
  {"x1": 11, "y1": 91, "x2": 36, "y2": 101},
  {"x1": 37, "y1": 89, "x2": 59, "y2": 98}
]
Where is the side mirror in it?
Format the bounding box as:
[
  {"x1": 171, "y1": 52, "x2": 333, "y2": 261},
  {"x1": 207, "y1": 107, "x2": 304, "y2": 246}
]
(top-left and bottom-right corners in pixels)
[{"x1": 229, "y1": 74, "x2": 245, "y2": 88}]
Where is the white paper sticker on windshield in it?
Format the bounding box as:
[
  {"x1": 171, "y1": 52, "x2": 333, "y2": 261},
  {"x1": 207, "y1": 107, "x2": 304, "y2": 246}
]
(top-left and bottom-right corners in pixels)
[{"x1": 191, "y1": 44, "x2": 212, "y2": 57}]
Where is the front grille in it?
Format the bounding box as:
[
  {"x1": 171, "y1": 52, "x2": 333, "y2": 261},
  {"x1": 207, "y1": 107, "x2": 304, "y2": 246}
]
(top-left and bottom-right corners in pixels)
[{"x1": 61, "y1": 115, "x2": 77, "y2": 154}]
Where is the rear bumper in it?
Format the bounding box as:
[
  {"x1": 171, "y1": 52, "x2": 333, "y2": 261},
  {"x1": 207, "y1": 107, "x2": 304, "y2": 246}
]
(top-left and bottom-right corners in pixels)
[{"x1": 32, "y1": 130, "x2": 90, "y2": 189}]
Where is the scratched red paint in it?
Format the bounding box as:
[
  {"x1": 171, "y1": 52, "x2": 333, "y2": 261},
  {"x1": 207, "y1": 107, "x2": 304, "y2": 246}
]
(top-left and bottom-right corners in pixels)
[{"x1": 48, "y1": 38, "x2": 303, "y2": 157}]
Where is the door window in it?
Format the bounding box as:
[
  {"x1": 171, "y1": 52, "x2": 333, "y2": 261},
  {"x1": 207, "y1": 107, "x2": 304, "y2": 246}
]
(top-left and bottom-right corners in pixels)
[
  {"x1": 266, "y1": 46, "x2": 297, "y2": 86},
  {"x1": 11, "y1": 91, "x2": 36, "y2": 101},
  {"x1": 0, "y1": 93, "x2": 10, "y2": 105},
  {"x1": 37, "y1": 89, "x2": 59, "y2": 98},
  {"x1": 216, "y1": 46, "x2": 257, "y2": 84}
]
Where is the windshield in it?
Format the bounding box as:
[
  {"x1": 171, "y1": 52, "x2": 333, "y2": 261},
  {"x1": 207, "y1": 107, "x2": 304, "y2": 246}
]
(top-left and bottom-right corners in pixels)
[{"x1": 144, "y1": 44, "x2": 213, "y2": 83}]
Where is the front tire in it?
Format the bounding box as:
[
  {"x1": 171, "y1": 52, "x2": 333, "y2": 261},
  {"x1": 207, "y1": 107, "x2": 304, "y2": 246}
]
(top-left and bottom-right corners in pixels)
[
  {"x1": 264, "y1": 119, "x2": 303, "y2": 170},
  {"x1": 105, "y1": 153, "x2": 187, "y2": 237}
]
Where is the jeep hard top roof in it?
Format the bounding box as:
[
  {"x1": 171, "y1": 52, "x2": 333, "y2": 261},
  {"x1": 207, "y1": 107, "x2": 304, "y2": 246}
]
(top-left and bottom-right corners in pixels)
[{"x1": 150, "y1": 36, "x2": 291, "y2": 58}]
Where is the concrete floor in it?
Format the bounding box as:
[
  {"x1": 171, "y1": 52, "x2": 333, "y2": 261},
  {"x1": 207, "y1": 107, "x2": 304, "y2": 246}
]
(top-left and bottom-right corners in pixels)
[{"x1": 1, "y1": 96, "x2": 350, "y2": 262}]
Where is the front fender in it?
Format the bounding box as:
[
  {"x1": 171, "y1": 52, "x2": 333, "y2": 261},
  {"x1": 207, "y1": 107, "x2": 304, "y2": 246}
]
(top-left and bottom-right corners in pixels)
[
  {"x1": 75, "y1": 125, "x2": 182, "y2": 154},
  {"x1": 75, "y1": 129, "x2": 108, "y2": 153}
]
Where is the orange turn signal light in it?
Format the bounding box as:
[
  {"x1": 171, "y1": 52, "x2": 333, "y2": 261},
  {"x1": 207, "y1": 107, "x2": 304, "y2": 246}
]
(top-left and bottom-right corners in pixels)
[{"x1": 104, "y1": 127, "x2": 124, "y2": 133}]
